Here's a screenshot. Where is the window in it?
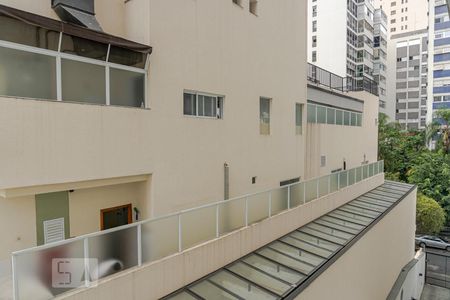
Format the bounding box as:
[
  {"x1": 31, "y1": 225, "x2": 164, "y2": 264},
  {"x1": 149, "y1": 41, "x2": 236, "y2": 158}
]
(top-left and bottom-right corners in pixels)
[
  {"x1": 250, "y1": 0, "x2": 258, "y2": 15},
  {"x1": 312, "y1": 51, "x2": 317, "y2": 62},
  {"x1": 295, "y1": 103, "x2": 303, "y2": 135},
  {"x1": 260, "y1": 97, "x2": 271, "y2": 135},
  {"x1": 0, "y1": 46, "x2": 57, "y2": 100},
  {"x1": 183, "y1": 91, "x2": 224, "y2": 119},
  {"x1": 312, "y1": 36, "x2": 317, "y2": 47},
  {"x1": 312, "y1": 20, "x2": 317, "y2": 32},
  {"x1": 0, "y1": 14, "x2": 148, "y2": 108},
  {"x1": 312, "y1": 5, "x2": 317, "y2": 17}
]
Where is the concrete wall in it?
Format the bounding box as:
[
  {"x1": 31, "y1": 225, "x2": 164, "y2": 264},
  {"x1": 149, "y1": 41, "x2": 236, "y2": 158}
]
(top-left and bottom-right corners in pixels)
[
  {"x1": 296, "y1": 185, "x2": 417, "y2": 300},
  {"x1": 387, "y1": 250, "x2": 425, "y2": 300},
  {"x1": 58, "y1": 174, "x2": 385, "y2": 300},
  {"x1": 306, "y1": 90, "x2": 379, "y2": 178}
]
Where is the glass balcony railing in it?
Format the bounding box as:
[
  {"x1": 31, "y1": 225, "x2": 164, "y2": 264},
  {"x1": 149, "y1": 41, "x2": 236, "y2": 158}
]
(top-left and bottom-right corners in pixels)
[{"x1": 11, "y1": 161, "x2": 384, "y2": 300}]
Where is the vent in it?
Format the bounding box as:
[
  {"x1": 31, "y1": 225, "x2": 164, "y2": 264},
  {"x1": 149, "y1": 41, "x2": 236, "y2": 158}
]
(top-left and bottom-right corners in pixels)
[
  {"x1": 52, "y1": 0, "x2": 102, "y2": 31},
  {"x1": 44, "y1": 218, "x2": 65, "y2": 244}
]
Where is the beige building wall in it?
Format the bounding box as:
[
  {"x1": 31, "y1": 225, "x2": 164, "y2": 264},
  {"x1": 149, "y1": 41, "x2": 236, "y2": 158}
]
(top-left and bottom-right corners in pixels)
[
  {"x1": 68, "y1": 182, "x2": 147, "y2": 237},
  {"x1": 306, "y1": 91, "x2": 379, "y2": 179},
  {"x1": 297, "y1": 186, "x2": 417, "y2": 300},
  {"x1": 0, "y1": 0, "x2": 310, "y2": 259}
]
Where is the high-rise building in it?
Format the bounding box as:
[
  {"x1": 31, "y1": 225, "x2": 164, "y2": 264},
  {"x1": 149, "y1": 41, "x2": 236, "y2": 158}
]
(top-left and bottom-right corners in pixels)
[
  {"x1": 307, "y1": 0, "x2": 381, "y2": 103},
  {"x1": 388, "y1": 29, "x2": 429, "y2": 129},
  {"x1": 373, "y1": 9, "x2": 389, "y2": 111},
  {"x1": 429, "y1": 0, "x2": 450, "y2": 128},
  {"x1": 375, "y1": 0, "x2": 429, "y2": 34}
]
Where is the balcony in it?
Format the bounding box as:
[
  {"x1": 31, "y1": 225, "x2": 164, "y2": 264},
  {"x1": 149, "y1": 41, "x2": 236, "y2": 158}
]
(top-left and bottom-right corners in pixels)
[
  {"x1": 307, "y1": 63, "x2": 379, "y2": 96},
  {"x1": 10, "y1": 161, "x2": 384, "y2": 299}
]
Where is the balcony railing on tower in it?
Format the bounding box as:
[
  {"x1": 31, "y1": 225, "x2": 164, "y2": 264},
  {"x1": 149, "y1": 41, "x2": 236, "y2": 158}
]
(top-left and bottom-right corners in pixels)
[{"x1": 307, "y1": 63, "x2": 379, "y2": 96}]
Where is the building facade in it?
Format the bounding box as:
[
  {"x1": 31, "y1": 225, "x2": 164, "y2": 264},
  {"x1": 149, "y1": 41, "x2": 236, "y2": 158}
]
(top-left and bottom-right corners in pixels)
[
  {"x1": 0, "y1": 0, "x2": 419, "y2": 299},
  {"x1": 429, "y1": 0, "x2": 450, "y2": 127},
  {"x1": 308, "y1": 0, "x2": 383, "y2": 110},
  {"x1": 375, "y1": 0, "x2": 429, "y2": 35},
  {"x1": 374, "y1": 8, "x2": 389, "y2": 111},
  {"x1": 389, "y1": 29, "x2": 429, "y2": 129}
]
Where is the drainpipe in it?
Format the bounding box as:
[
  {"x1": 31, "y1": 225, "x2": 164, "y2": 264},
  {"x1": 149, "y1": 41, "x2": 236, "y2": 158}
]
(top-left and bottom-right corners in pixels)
[{"x1": 224, "y1": 163, "x2": 229, "y2": 200}]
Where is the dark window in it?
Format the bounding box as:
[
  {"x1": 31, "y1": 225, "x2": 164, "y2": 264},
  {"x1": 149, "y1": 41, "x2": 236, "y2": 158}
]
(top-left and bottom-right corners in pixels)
[
  {"x1": 61, "y1": 34, "x2": 108, "y2": 61},
  {"x1": 0, "y1": 15, "x2": 60, "y2": 50}
]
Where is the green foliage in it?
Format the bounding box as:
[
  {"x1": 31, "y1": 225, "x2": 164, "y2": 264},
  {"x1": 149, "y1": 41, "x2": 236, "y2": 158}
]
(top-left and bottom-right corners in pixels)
[
  {"x1": 416, "y1": 194, "x2": 446, "y2": 235},
  {"x1": 378, "y1": 113, "x2": 426, "y2": 182},
  {"x1": 378, "y1": 112, "x2": 450, "y2": 225}
]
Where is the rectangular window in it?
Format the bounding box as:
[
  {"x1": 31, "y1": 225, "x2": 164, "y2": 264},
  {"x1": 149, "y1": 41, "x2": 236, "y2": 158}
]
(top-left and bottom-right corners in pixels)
[
  {"x1": 0, "y1": 46, "x2": 57, "y2": 100},
  {"x1": 183, "y1": 91, "x2": 224, "y2": 119},
  {"x1": 110, "y1": 68, "x2": 145, "y2": 107},
  {"x1": 61, "y1": 59, "x2": 106, "y2": 104},
  {"x1": 307, "y1": 103, "x2": 316, "y2": 123},
  {"x1": 312, "y1": 51, "x2": 317, "y2": 62},
  {"x1": 312, "y1": 21, "x2": 317, "y2": 32},
  {"x1": 260, "y1": 97, "x2": 271, "y2": 135},
  {"x1": 295, "y1": 103, "x2": 303, "y2": 135}
]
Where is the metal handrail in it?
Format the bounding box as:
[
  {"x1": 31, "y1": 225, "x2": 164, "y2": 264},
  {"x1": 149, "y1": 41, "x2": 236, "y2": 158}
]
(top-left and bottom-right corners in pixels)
[
  {"x1": 11, "y1": 161, "x2": 384, "y2": 299},
  {"x1": 307, "y1": 63, "x2": 379, "y2": 96}
]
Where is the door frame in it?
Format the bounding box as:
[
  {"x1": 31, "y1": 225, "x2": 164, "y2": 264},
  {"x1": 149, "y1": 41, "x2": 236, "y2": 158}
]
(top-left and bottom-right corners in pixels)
[{"x1": 100, "y1": 203, "x2": 132, "y2": 230}]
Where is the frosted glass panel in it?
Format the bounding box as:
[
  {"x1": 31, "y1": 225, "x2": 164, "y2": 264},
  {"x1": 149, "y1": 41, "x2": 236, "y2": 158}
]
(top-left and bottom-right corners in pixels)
[
  {"x1": 351, "y1": 112, "x2": 357, "y2": 126},
  {"x1": 14, "y1": 240, "x2": 84, "y2": 299},
  {"x1": 339, "y1": 171, "x2": 348, "y2": 189},
  {"x1": 318, "y1": 176, "x2": 329, "y2": 197},
  {"x1": 88, "y1": 226, "x2": 138, "y2": 279},
  {"x1": 305, "y1": 180, "x2": 318, "y2": 202},
  {"x1": 363, "y1": 165, "x2": 369, "y2": 179},
  {"x1": 271, "y1": 187, "x2": 288, "y2": 215},
  {"x1": 330, "y1": 173, "x2": 339, "y2": 192},
  {"x1": 344, "y1": 111, "x2": 350, "y2": 125},
  {"x1": 219, "y1": 198, "x2": 245, "y2": 235},
  {"x1": 369, "y1": 163, "x2": 374, "y2": 177},
  {"x1": 248, "y1": 192, "x2": 270, "y2": 224},
  {"x1": 142, "y1": 216, "x2": 179, "y2": 263},
  {"x1": 181, "y1": 206, "x2": 216, "y2": 249},
  {"x1": 317, "y1": 106, "x2": 326, "y2": 123},
  {"x1": 357, "y1": 113, "x2": 362, "y2": 126},
  {"x1": 356, "y1": 166, "x2": 363, "y2": 182},
  {"x1": 110, "y1": 68, "x2": 145, "y2": 107},
  {"x1": 336, "y1": 110, "x2": 343, "y2": 125},
  {"x1": 348, "y1": 169, "x2": 356, "y2": 186},
  {"x1": 61, "y1": 59, "x2": 106, "y2": 104},
  {"x1": 0, "y1": 46, "x2": 56, "y2": 100},
  {"x1": 290, "y1": 183, "x2": 305, "y2": 207},
  {"x1": 307, "y1": 104, "x2": 316, "y2": 123},
  {"x1": 327, "y1": 108, "x2": 335, "y2": 124}
]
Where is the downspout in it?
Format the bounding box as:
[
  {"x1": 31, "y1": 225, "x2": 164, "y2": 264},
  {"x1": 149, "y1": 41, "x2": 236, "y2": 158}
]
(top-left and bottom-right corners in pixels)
[{"x1": 224, "y1": 163, "x2": 229, "y2": 200}]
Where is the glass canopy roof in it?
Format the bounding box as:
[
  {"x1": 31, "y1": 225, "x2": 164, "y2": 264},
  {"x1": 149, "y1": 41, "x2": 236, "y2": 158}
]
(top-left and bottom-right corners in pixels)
[{"x1": 162, "y1": 181, "x2": 414, "y2": 300}]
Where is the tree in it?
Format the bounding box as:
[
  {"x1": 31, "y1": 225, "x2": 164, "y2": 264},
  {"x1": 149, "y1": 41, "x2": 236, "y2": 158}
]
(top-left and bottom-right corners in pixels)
[
  {"x1": 416, "y1": 194, "x2": 446, "y2": 234},
  {"x1": 426, "y1": 109, "x2": 450, "y2": 154},
  {"x1": 408, "y1": 151, "x2": 450, "y2": 223},
  {"x1": 378, "y1": 113, "x2": 426, "y2": 181}
]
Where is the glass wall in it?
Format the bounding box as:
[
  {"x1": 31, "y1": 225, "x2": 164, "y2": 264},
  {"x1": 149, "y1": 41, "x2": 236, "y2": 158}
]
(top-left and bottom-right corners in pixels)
[
  {"x1": 0, "y1": 15, "x2": 148, "y2": 108},
  {"x1": 307, "y1": 103, "x2": 363, "y2": 127}
]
